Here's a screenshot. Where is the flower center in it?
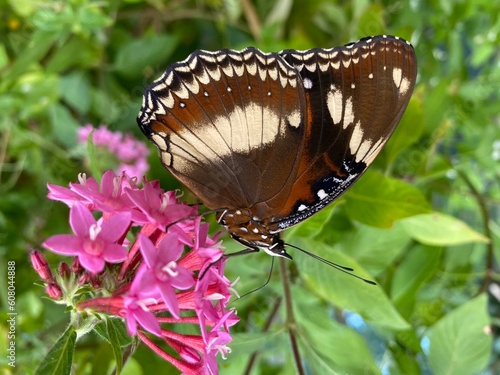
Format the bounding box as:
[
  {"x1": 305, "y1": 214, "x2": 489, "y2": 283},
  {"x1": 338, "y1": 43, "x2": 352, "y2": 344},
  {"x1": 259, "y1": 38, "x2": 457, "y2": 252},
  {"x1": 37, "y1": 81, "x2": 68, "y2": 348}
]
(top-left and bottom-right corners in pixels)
[
  {"x1": 89, "y1": 223, "x2": 101, "y2": 241},
  {"x1": 112, "y1": 176, "x2": 121, "y2": 198},
  {"x1": 160, "y1": 261, "x2": 179, "y2": 278},
  {"x1": 159, "y1": 193, "x2": 169, "y2": 213},
  {"x1": 83, "y1": 224, "x2": 104, "y2": 256}
]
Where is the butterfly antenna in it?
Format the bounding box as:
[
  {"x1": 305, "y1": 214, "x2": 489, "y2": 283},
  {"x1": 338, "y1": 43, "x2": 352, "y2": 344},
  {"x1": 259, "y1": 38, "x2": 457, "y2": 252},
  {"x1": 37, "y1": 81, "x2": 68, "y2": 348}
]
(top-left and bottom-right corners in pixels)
[
  {"x1": 199, "y1": 246, "x2": 261, "y2": 280},
  {"x1": 237, "y1": 256, "x2": 275, "y2": 300},
  {"x1": 284, "y1": 243, "x2": 376, "y2": 285}
]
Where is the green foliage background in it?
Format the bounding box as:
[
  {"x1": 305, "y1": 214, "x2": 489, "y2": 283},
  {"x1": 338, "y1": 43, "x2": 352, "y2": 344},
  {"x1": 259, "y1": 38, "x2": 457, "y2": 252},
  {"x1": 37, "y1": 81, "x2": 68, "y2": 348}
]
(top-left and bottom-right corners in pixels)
[{"x1": 0, "y1": 0, "x2": 499, "y2": 374}]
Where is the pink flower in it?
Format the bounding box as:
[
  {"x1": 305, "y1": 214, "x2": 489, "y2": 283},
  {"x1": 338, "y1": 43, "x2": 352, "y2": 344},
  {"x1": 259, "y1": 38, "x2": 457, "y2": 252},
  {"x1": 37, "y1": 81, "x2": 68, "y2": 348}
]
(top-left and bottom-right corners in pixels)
[
  {"x1": 136, "y1": 234, "x2": 195, "y2": 318},
  {"x1": 202, "y1": 311, "x2": 237, "y2": 373},
  {"x1": 78, "y1": 124, "x2": 150, "y2": 178},
  {"x1": 38, "y1": 171, "x2": 239, "y2": 374},
  {"x1": 43, "y1": 203, "x2": 130, "y2": 273},
  {"x1": 126, "y1": 181, "x2": 196, "y2": 229},
  {"x1": 122, "y1": 266, "x2": 162, "y2": 337},
  {"x1": 70, "y1": 170, "x2": 137, "y2": 214},
  {"x1": 47, "y1": 174, "x2": 100, "y2": 208}
]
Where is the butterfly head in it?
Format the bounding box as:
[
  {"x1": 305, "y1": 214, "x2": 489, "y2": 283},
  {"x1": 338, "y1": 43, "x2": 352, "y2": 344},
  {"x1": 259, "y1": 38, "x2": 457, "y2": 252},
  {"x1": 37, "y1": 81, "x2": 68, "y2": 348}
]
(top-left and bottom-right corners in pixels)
[{"x1": 217, "y1": 208, "x2": 292, "y2": 260}]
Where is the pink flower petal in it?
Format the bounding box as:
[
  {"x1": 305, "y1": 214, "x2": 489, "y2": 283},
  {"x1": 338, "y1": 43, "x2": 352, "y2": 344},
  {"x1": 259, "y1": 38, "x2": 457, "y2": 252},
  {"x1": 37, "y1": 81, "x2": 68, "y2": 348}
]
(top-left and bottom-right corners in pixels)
[
  {"x1": 43, "y1": 235, "x2": 82, "y2": 256},
  {"x1": 99, "y1": 212, "x2": 131, "y2": 243},
  {"x1": 134, "y1": 307, "x2": 162, "y2": 337},
  {"x1": 78, "y1": 252, "x2": 106, "y2": 273},
  {"x1": 170, "y1": 267, "x2": 195, "y2": 290},
  {"x1": 158, "y1": 284, "x2": 180, "y2": 318},
  {"x1": 138, "y1": 235, "x2": 158, "y2": 268},
  {"x1": 102, "y1": 244, "x2": 128, "y2": 263},
  {"x1": 69, "y1": 203, "x2": 96, "y2": 237}
]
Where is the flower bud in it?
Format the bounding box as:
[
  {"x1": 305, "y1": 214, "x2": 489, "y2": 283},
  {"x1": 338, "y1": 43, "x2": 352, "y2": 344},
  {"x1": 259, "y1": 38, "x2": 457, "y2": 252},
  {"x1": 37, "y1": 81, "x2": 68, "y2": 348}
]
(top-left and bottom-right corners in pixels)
[
  {"x1": 46, "y1": 283, "x2": 63, "y2": 299},
  {"x1": 30, "y1": 250, "x2": 54, "y2": 283},
  {"x1": 58, "y1": 261, "x2": 71, "y2": 278}
]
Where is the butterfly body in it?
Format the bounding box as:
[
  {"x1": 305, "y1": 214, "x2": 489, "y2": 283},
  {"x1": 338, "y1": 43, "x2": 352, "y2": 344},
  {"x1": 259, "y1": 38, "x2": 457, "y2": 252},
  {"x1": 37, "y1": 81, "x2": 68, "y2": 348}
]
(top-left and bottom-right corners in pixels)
[{"x1": 138, "y1": 35, "x2": 417, "y2": 258}]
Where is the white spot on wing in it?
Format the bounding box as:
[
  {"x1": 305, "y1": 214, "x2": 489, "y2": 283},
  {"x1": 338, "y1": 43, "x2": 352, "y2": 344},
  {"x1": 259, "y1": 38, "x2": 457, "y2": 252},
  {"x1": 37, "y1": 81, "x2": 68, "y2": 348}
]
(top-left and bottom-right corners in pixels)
[
  {"x1": 343, "y1": 97, "x2": 354, "y2": 128},
  {"x1": 392, "y1": 67, "x2": 411, "y2": 95},
  {"x1": 349, "y1": 121, "x2": 364, "y2": 155},
  {"x1": 287, "y1": 110, "x2": 301, "y2": 128},
  {"x1": 393, "y1": 67, "x2": 402, "y2": 86},
  {"x1": 355, "y1": 139, "x2": 373, "y2": 162},
  {"x1": 303, "y1": 77, "x2": 313, "y2": 89},
  {"x1": 327, "y1": 87, "x2": 343, "y2": 125},
  {"x1": 317, "y1": 189, "x2": 328, "y2": 200}
]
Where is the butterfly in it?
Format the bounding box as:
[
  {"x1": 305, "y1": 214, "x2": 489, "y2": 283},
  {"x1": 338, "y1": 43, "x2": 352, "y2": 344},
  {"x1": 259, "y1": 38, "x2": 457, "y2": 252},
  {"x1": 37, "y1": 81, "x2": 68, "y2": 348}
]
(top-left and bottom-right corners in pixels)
[{"x1": 137, "y1": 35, "x2": 417, "y2": 260}]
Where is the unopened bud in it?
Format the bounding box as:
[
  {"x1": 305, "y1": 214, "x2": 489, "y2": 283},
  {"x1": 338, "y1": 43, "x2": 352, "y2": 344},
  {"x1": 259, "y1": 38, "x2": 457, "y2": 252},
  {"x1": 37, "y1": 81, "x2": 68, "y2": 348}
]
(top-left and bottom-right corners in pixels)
[
  {"x1": 30, "y1": 251, "x2": 54, "y2": 283},
  {"x1": 78, "y1": 272, "x2": 91, "y2": 286},
  {"x1": 58, "y1": 262, "x2": 71, "y2": 278},
  {"x1": 72, "y1": 257, "x2": 83, "y2": 274},
  {"x1": 46, "y1": 283, "x2": 63, "y2": 299}
]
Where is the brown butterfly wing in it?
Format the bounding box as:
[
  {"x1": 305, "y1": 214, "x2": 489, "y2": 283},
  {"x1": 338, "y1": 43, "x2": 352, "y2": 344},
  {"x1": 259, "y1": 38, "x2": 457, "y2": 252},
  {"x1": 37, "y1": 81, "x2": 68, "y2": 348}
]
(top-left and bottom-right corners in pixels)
[
  {"x1": 138, "y1": 48, "x2": 308, "y2": 211},
  {"x1": 269, "y1": 36, "x2": 417, "y2": 231}
]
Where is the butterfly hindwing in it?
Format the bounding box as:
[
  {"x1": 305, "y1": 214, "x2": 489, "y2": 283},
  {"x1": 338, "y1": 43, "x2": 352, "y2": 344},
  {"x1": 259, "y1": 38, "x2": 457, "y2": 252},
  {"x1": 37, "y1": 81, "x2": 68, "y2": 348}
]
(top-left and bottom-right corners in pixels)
[{"x1": 272, "y1": 36, "x2": 417, "y2": 230}]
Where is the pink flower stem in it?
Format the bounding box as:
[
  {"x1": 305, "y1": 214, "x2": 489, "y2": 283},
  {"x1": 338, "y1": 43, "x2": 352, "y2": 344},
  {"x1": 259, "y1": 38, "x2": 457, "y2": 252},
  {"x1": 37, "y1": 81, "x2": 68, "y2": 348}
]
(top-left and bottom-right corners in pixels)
[
  {"x1": 77, "y1": 296, "x2": 122, "y2": 316},
  {"x1": 137, "y1": 331, "x2": 200, "y2": 374}
]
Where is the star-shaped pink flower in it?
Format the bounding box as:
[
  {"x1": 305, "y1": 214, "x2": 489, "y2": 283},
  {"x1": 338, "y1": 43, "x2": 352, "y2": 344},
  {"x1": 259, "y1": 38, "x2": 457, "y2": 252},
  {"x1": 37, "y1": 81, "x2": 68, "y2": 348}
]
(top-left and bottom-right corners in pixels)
[
  {"x1": 43, "y1": 203, "x2": 130, "y2": 273},
  {"x1": 137, "y1": 234, "x2": 195, "y2": 318}
]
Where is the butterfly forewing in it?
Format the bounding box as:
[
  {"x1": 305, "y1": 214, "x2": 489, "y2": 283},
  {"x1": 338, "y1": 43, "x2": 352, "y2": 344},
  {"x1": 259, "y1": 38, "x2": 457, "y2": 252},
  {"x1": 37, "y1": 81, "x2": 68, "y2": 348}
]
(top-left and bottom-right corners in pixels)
[
  {"x1": 139, "y1": 48, "x2": 308, "y2": 211},
  {"x1": 271, "y1": 36, "x2": 417, "y2": 230}
]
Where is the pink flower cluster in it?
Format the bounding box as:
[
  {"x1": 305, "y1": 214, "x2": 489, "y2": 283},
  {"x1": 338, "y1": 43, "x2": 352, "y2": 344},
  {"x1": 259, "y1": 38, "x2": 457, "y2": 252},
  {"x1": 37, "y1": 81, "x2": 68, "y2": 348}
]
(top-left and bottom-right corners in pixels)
[
  {"x1": 78, "y1": 124, "x2": 150, "y2": 178},
  {"x1": 36, "y1": 170, "x2": 239, "y2": 374}
]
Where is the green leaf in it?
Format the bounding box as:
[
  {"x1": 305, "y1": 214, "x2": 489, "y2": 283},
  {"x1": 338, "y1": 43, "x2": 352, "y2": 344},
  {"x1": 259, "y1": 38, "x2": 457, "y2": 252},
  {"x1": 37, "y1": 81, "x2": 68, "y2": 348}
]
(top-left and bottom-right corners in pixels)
[
  {"x1": 295, "y1": 292, "x2": 381, "y2": 374},
  {"x1": 427, "y1": 294, "x2": 492, "y2": 375},
  {"x1": 339, "y1": 222, "x2": 412, "y2": 276},
  {"x1": 46, "y1": 36, "x2": 100, "y2": 74},
  {"x1": 0, "y1": 44, "x2": 8, "y2": 69},
  {"x1": 94, "y1": 317, "x2": 133, "y2": 348},
  {"x1": 48, "y1": 104, "x2": 79, "y2": 147},
  {"x1": 78, "y1": 7, "x2": 113, "y2": 31},
  {"x1": 230, "y1": 331, "x2": 283, "y2": 355},
  {"x1": 400, "y1": 213, "x2": 489, "y2": 246},
  {"x1": 358, "y1": 3, "x2": 384, "y2": 36},
  {"x1": 35, "y1": 325, "x2": 77, "y2": 375},
  {"x1": 384, "y1": 96, "x2": 424, "y2": 165},
  {"x1": 113, "y1": 34, "x2": 179, "y2": 77},
  {"x1": 106, "y1": 317, "x2": 124, "y2": 375},
  {"x1": 8, "y1": 0, "x2": 38, "y2": 17},
  {"x1": 3, "y1": 30, "x2": 59, "y2": 82},
  {"x1": 60, "y1": 71, "x2": 91, "y2": 114},
  {"x1": 293, "y1": 238, "x2": 410, "y2": 331},
  {"x1": 391, "y1": 245, "x2": 441, "y2": 316},
  {"x1": 344, "y1": 170, "x2": 431, "y2": 228}
]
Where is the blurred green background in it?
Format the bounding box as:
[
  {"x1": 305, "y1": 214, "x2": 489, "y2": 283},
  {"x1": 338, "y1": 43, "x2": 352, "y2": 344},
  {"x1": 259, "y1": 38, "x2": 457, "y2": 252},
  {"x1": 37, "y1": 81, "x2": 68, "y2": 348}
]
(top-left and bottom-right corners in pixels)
[{"x1": 0, "y1": 0, "x2": 499, "y2": 374}]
